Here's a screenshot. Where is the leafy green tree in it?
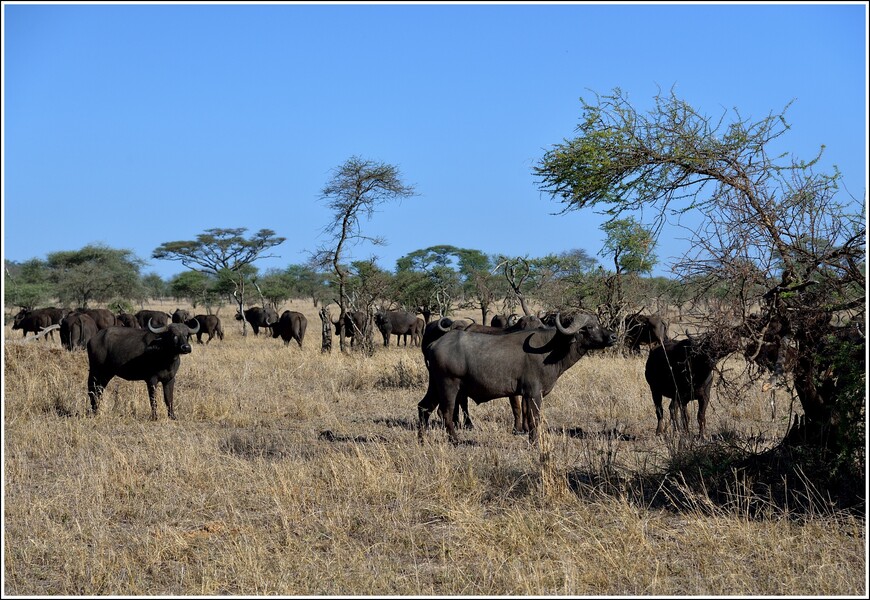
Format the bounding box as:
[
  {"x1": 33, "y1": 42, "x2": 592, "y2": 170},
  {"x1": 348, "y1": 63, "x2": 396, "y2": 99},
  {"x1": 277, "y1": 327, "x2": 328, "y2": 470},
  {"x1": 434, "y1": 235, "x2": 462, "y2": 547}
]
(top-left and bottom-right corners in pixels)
[
  {"x1": 282, "y1": 263, "x2": 332, "y2": 306},
  {"x1": 314, "y1": 156, "x2": 416, "y2": 352},
  {"x1": 141, "y1": 272, "x2": 170, "y2": 302},
  {"x1": 597, "y1": 217, "x2": 657, "y2": 324},
  {"x1": 535, "y1": 87, "x2": 865, "y2": 470},
  {"x1": 153, "y1": 228, "x2": 285, "y2": 335},
  {"x1": 169, "y1": 270, "x2": 223, "y2": 311},
  {"x1": 4, "y1": 259, "x2": 56, "y2": 309},
  {"x1": 46, "y1": 244, "x2": 145, "y2": 308},
  {"x1": 396, "y1": 245, "x2": 483, "y2": 318},
  {"x1": 527, "y1": 249, "x2": 600, "y2": 312}
]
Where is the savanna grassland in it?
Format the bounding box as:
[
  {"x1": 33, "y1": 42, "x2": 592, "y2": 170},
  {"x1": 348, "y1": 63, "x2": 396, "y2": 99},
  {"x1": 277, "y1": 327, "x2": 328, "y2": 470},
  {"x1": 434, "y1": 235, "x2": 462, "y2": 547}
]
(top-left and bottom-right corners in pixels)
[{"x1": 3, "y1": 301, "x2": 866, "y2": 596}]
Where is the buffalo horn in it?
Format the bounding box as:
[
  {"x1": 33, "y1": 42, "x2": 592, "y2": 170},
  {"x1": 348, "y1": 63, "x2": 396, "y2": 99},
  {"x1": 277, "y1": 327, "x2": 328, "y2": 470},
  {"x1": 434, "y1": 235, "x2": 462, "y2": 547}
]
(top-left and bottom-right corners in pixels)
[
  {"x1": 148, "y1": 318, "x2": 169, "y2": 334},
  {"x1": 554, "y1": 312, "x2": 591, "y2": 335},
  {"x1": 186, "y1": 318, "x2": 200, "y2": 334},
  {"x1": 436, "y1": 317, "x2": 453, "y2": 333}
]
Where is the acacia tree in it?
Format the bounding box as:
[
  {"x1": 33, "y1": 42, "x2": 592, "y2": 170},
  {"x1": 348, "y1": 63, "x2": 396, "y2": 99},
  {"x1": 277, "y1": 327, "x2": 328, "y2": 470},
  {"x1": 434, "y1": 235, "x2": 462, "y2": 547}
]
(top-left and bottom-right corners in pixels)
[
  {"x1": 314, "y1": 156, "x2": 416, "y2": 352},
  {"x1": 153, "y1": 228, "x2": 286, "y2": 335},
  {"x1": 535, "y1": 88, "x2": 865, "y2": 472},
  {"x1": 46, "y1": 244, "x2": 145, "y2": 308}
]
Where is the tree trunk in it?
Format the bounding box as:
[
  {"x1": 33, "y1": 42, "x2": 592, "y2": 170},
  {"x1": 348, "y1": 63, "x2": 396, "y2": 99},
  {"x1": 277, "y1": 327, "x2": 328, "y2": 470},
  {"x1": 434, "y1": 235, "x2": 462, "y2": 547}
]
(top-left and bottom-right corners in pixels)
[{"x1": 319, "y1": 307, "x2": 332, "y2": 353}]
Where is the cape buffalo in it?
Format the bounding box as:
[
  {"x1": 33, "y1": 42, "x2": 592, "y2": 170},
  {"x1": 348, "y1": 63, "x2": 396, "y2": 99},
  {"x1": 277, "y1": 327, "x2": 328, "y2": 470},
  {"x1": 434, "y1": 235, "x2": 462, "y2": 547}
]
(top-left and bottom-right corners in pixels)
[
  {"x1": 490, "y1": 314, "x2": 518, "y2": 328},
  {"x1": 623, "y1": 312, "x2": 669, "y2": 354},
  {"x1": 421, "y1": 315, "x2": 545, "y2": 434},
  {"x1": 334, "y1": 310, "x2": 368, "y2": 347},
  {"x1": 375, "y1": 310, "x2": 419, "y2": 347},
  {"x1": 60, "y1": 312, "x2": 98, "y2": 351},
  {"x1": 12, "y1": 309, "x2": 55, "y2": 341},
  {"x1": 86, "y1": 318, "x2": 200, "y2": 420},
  {"x1": 71, "y1": 308, "x2": 116, "y2": 330},
  {"x1": 271, "y1": 310, "x2": 308, "y2": 348},
  {"x1": 116, "y1": 313, "x2": 139, "y2": 328},
  {"x1": 236, "y1": 306, "x2": 278, "y2": 335},
  {"x1": 192, "y1": 314, "x2": 224, "y2": 344},
  {"x1": 135, "y1": 310, "x2": 170, "y2": 330},
  {"x1": 419, "y1": 313, "x2": 616, "y2": 445},
  {"x1": 171, "y1": 308, "x2": 193, "y2": 323},
  {"x1": 645, "y1": 328, "x2": 741, "y2": 439}
]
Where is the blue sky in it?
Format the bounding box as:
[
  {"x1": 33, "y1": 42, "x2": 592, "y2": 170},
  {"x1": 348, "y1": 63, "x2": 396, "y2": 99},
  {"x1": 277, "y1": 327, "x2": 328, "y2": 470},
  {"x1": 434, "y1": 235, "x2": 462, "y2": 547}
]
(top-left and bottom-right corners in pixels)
[{"x1": 3, "y1": 2, "x2": 867, "y2": 281}]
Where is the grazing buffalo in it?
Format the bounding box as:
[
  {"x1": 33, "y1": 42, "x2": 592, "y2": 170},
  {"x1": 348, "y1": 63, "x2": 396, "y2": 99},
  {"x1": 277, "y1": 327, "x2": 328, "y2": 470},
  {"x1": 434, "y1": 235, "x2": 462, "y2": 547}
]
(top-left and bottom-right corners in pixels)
[
  {"x1": 645, "y1": 328, "x2": 741, "y2": 439},
  {"x1": 116, "y1": 313, "x2": 139, "y2": 328},
  {"x1": 11, "y1": 309, "x2": 55, "y2": 340},
  {"x1": 375, "y1": 310, "x2": 419, "y2": 347},
  {"x1": 171, "y1": 308, "x2": 193, "y2": 324},
  {"x1": 135, "y1": 310, "x2": 170, "y2": 330},
  {"x1": 334, "y1": 310, "x2": 368, "y2": 347},
  {"x1": 419, "y1": 313, "x2": 616, "y2": 444},
  {"x1": 271, "y1": 310, "x2": 308, "y2": 348},
  {"x1": 623, "y1": 312, "x2": 669, "y2": 354},
  {"x1": 421, "y1": 315, "x2": 545, "y2": 434},
  {"x1": 60, "y1": 312, "x2": 99, "y2": 351},
  {"x1": 490, "y1": 314, "x2": 518, "y2": 328},
  {"x1": 192, "y1": 314, "x2": 224, "y2": 344},
  {"x1": 236, "y1": 306, "x2": 278, "y2": 335},
  {"x1": 86, "y1": 318, "x2": 200, "y2": 420}
]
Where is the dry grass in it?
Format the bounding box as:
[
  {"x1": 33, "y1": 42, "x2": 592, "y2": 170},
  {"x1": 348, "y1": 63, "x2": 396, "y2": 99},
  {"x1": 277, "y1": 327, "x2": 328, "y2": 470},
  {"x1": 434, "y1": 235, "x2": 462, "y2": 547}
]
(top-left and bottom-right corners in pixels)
[{"x1": 3, "y1": 301, "x2": 866, "y2": 596}]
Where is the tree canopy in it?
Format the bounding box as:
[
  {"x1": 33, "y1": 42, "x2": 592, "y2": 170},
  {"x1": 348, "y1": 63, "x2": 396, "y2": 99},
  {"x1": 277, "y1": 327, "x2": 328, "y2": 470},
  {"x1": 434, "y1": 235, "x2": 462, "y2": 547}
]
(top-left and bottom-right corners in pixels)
[{"x1": 535, "y1": 87, "x2": 865, "y2": 471}]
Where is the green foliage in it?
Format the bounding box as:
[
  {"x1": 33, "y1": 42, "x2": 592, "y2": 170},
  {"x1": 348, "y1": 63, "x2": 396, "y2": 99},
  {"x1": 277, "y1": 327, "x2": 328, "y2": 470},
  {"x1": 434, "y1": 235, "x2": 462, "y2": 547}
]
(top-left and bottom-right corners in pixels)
[
  {"x1": 169, "y1": 270, "x2": 221, "y2": 309},
  {"x1": 5, "y1": 258, "x2": 56, "y2": 309},
  {"x1": 535, "y1": 85, "x2": 866, "y2": 486},
  {"x1": 600, "y1": 217, "x2": 657, "y2": 275},
  {"x1": 46, "y1": 244, "x2": 145, "y2": 308},
  {"x1": 141, "y1": 272, "x2": 169, "y2": 300}
]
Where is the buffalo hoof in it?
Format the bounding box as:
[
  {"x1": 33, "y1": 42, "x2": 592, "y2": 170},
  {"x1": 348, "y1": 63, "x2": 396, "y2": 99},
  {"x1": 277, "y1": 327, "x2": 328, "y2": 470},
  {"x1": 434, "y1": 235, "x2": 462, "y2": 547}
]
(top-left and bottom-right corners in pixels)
[{"x1": 512, "y1": 428, "x2": 528, "y2": 436}]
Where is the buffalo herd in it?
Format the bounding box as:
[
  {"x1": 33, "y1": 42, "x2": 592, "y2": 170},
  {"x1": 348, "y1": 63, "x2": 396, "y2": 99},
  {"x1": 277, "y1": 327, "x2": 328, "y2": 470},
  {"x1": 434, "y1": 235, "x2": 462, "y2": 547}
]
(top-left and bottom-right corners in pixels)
[{"x1": 7, "y1": 303, "x2": 820, "y2": 445}]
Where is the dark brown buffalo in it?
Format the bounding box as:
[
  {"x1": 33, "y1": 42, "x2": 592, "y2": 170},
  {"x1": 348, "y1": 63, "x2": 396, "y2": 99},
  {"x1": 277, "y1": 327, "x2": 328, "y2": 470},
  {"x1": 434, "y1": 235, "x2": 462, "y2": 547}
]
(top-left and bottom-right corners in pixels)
[
  {"x1": 135, "y1": 309, "x2": 171, "y2": 330},
  {"x1": 490, "y1": 313, "x2": 518, "y2": 328},
  {"x1": 375, "y1": 310, "x2": 419, "y2": 347},
  {"x1": 334, "y1": 310, "x2": 368, "y2": 347},
  {"x1": 116, "y1": 313, "x2": 139, "y2": 328},
  {"x1": 623, "y1": 312, "x2": 669, "y2": 354},
  {"x1": 11, "y1": 308, "x2": 55, "y2": 340},
  {"x1": 419, "y1": 314, "x2": 616, "y2": 444},
  {"x1": 70, "y1": 308, "x2": 116, "y2": 330},
  {"x1": 192, "y1": 314, "x2": 224, "y2": 344},
  {"x1": 271, "y1": 310, "x2": 308, "y2": 348},
  {"x1": 60, "y1": 312, "x2": 99, "y2": 351},
  {"x1": 86, "y1": 318, "x2": 200, "y2": 420},
  {"x1": 171, "y1": 308, "x2": 193, "y2": 324},
  {"x1": 645, "y1": 328, "x2": 741, "y2": 439},
  {"x1": 235, "y1": 306, "x2": 278, "y2": 335},
  {"x1": 421, "y1": 315, "x2": 545, "y2": 434}
]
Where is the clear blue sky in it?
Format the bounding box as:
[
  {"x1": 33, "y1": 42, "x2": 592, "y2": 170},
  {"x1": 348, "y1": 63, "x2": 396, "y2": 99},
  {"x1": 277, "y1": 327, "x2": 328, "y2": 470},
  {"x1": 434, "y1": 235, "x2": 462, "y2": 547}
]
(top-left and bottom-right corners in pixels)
[{"x1": 3, "y1": 2, "x2": 867, "y2": 281}]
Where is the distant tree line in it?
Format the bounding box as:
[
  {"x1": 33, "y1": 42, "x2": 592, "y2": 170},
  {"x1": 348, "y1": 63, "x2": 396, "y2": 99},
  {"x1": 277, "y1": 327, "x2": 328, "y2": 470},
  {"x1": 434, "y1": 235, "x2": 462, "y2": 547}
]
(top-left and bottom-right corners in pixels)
[{"x1": 3, "y1": 234, "x2": 687, "y2": 326}]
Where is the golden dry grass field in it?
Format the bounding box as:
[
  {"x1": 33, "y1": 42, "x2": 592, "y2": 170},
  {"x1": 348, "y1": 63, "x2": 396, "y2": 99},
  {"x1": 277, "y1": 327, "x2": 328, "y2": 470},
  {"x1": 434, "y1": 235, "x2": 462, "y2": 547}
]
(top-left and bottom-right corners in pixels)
[{"x1": 3, "y1": 301, "x2": 866, "y2": 596}]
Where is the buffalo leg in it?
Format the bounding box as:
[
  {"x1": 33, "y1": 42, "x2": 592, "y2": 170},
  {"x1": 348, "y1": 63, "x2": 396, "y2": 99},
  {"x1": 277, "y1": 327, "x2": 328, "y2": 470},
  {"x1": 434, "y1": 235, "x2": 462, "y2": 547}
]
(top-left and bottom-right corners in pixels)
[
  {"x1": 653, "y1": 391, "x2": 667, "y2": 435},
  {"x1": 146, "y1": 381, "x2": 160, "y2": 420},
  {"x1": 87, "y1": 373, "x2": 112, "y2": 415},
  {"x1": 455, "y1": 395, "x2": 473, "y2": 429},
  {"x1": 509, "y1": 395, "x2": 526, "y2": 434},
  {"x1": 162, "y1": 378, "x2": 177, "y2": 420},
  {"x1": 441, "y1": 383, "x2": 462, "y2": 445},
  {"x1": 417, "y1": 382, "x2": 440, "y2": 442}
]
